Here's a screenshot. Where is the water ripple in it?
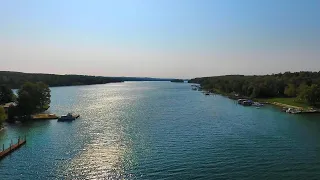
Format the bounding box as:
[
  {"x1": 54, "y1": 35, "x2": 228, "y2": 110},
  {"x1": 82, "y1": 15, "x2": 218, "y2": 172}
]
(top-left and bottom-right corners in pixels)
[{"x1": 1, "y1": 82, "x2": 320, "y2": 179}]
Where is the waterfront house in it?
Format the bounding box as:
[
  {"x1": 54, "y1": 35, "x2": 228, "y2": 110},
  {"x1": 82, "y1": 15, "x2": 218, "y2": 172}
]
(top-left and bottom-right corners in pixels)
[{"x1": 2, "y1": 102, "x2": 17, "y2": 114}]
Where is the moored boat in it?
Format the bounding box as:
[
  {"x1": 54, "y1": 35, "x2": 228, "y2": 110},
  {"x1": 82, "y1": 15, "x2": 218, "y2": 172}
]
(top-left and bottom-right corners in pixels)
[
  {"x1": 285, "y1": 108, "x2": 302, "y2": 114},
  {"x1": 58, "y1": 113, "x2": 80, "y2": 122},
  {"x1": 253, "y1": 102, "x2": 264, "y2": 107},
  {"x1": 237, "y1": 99, "x2": 253, "y2": 106}
]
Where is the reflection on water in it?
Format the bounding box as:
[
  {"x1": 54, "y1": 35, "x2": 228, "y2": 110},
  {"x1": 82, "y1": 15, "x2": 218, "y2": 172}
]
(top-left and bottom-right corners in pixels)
[
  {"x1": 63, "y1": 138, "x2": 129, "y2": 179},
  {"x1": 57, "y1": 83, "x2": 140, "y2": 179},
  {"x1": 1, "y1": 82, "x2": 320, "y2": 179}
]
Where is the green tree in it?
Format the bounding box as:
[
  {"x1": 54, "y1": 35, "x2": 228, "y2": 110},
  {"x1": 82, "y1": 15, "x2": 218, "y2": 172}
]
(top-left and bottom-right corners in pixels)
[
  {"x1": 250, "y1": 87, "x2": 260, "y2": 98},
  {"x1": 17, "y1": 88, "x2": 34, "y2": 116},
  {"x1": 0, "y1": 85, "x2": 14, "y2": 104},
  {"x1": 297, "y1": 83, "x2": 309, "y2": 95},
  {"x1": 17, "y1": 82, "x2": 51, "y2": 116},
  {"x1": 298, "y1": 84, "x2": 320, "y2": 105},
  {"x1": 0, "y1": 106, "x2": 6, "y2": 128},
  {"x1": 284, "y1": 84, "x2": 297, "y2": 97},
  {"x1": 7, "y1": 106, "x2": 17, "y2": 122}
]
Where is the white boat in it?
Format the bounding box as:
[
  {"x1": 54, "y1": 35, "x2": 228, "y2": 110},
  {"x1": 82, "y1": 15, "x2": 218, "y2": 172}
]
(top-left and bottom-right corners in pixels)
[
  {"x1": 253, "y1": 102, "x2": 264, "y2": 107},
  {"x1": 285, "y1": 108, "x2": 301, "y2": 114},
  {"x1": 58, "y1": 113, "x2": 80, "y2": 122}
]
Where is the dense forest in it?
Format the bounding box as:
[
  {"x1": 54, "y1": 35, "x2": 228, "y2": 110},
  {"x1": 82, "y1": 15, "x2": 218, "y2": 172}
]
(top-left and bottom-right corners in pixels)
[
  {"x1": 0, "y1": 71, "x2": 177, "y2": 89},
  {"x1": 0, "y1": 71, "x2": 123, "y2": 89},
  {"x1": 189, "y1": 71, "x2": 320, "y2": 106}
]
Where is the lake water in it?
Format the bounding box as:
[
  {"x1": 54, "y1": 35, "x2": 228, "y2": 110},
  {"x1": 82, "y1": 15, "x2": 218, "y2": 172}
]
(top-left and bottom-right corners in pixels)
[{"x1": 1, "y1": 82, "x2": 320, "y2": 179}]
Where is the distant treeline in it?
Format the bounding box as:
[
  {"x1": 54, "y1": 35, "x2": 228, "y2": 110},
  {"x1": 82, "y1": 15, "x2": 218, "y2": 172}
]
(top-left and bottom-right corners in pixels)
[
  {"x1": 171, "y1": 79, "x2": 184, "y2": 83},
  {"x1": 0, "y1": 71, "x2": 176, "y2": 89},
  {"x1": 0, "y1": 71, "x2": 123, "y2": 88},
  {"x1": 189, "y1": 71, "x2": 320, "y2": 106},
  {"x1": 115, "y1": 77, "x2": 177, "y2": 82}
]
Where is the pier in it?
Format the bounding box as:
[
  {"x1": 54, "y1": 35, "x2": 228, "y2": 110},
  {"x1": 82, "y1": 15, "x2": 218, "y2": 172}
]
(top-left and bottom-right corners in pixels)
[
  {"x1": 31, "y1": 113, "x2": 58, "y2": 120},
  {"x1": 0, "y1": 136, "x2": 26, "y2": 160}
]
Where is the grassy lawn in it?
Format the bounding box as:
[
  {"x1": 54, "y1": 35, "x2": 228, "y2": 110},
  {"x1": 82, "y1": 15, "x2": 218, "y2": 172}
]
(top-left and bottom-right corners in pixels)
[{"x1": 256, "y1": 97, "x2": 311, "y2": 109}]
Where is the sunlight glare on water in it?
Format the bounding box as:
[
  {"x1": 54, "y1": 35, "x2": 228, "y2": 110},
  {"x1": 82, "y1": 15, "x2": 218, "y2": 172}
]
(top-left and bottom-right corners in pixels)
[{"x1": 1, "y1": 82, "x2": 320, "y2": 179}]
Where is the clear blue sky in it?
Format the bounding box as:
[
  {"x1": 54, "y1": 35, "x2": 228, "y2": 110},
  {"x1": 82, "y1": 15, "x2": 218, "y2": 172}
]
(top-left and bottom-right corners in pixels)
[{"x1": 1, "y1": 0, "x2": 319, "y2": 78}]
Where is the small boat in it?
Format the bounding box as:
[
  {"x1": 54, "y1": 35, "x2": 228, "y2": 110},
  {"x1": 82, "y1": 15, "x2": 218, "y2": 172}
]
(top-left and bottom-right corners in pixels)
[
  {"x1": 285, "y1": 108, "x2": 301, "y2": 114},
  {"x1": 253, "y1": 102, "x2": 264, "y2": 107},
  {"x1": 237, "y1": 99, "x2": 247, "y2": 104},
  {"x1": 58, "y1": 113, "x2": 80, "y2": 122},
  {"x1": 237, "y1": 99, "x2": 253, "y2": 106},
  {"x1": 242, "y1": 100, "x2": 253, "y2": 106}
]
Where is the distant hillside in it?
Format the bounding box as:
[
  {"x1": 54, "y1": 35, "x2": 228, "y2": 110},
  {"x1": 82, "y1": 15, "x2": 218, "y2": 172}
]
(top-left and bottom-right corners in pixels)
[{"x1": 0, "y1": 71, "x2": 177, "y2": 88}]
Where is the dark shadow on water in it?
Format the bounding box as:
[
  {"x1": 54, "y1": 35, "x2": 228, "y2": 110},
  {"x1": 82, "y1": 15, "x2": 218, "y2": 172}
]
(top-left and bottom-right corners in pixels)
[
  {"x1": 57, "y1": 121, "x2": 74, "y2": 123},
  {"x1": 0, "y1": 120, "x2": 52, "y2": 142}
]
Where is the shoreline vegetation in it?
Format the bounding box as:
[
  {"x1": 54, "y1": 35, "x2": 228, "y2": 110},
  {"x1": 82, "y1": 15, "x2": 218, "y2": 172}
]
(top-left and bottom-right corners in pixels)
[
  {"x1": 0, "y1": 71, "x2": 123, "y2": 89},
  {"x1": 189, "y1": 71, "x2": 320, "y2": 113},
  {"x1": 195, "y1": 87, "x2": 319, "y2": 113},
  {"x1": 0, "y1": 82, "x2": 51, "y2": 127},
  {"x1": 171, "y1": 79, "x2": 184, "y2": 83},
  {"x1": 255, "y1": 98, "x2": 309, "y2": 109},
  {"x1": 0, "y1": 71, "x2": 183, "y2": 126},
  {"x1": 0, "y1": 71, "x2": 177, "y2": 89}
]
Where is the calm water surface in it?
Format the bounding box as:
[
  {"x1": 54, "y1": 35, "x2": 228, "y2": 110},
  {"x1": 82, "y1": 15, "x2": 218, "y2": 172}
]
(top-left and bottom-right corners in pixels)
[{"x1": 1, "y1": 82, "x2": 320, "y2": 179}]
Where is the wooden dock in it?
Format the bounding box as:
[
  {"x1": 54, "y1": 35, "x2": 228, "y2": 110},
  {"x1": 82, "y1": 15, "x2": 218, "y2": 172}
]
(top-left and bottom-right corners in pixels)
[
  {"x1": 0, "y1": 137, "x2": 26, "y2": 160},
  {"x1": 31, "y1": 113, "x2": 58, "y2": 120}
]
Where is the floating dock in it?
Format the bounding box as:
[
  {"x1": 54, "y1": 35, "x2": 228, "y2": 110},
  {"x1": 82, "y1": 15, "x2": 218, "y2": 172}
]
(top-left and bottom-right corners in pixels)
[
  {"x1": 31, "y1": 113, "x2": 58, "y2": 120},
  {"x1": 0, "y1": 137, "x2": 26, "y2": 160}
]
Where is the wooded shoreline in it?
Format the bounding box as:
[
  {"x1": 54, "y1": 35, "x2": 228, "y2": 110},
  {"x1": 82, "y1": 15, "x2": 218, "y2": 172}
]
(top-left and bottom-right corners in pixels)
[{"x1": 189, "y1": 72, "x2": 320, "y2": 111}]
